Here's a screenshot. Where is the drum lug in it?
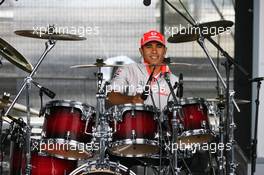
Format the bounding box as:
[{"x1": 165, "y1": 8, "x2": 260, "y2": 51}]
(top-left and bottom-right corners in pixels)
[
  {"x1": 70, "y1": 107, "x2": 74, "y2": 113},
  {"x1": 65, "y1": 131, "x2": 71, "y2": 140},
  {"x1": 45, "y1": 108, "x2": 50, "y2": 116},
  {"x1": 131, "y1": 109, "x2": 135, "y2": 117},
  {"x1": 131, "y1": 130, "x2": 136, "y2": 141},
  {"x1": 41, "y1": 131, "x2": 46, "y2": 138},
  {"x1": 201, "y1": 120, "x2": 207, "y2": 129},
  {"x1": 154, "y1": 132, "x2": 159, "y2": 139},
  {"x1": 112, "y1": 106, "x2": 122, "y2": 122},
  {"x1": 113, "y1": 120, "x2": 117, "y2": 133},
  {"x1": 85, "y1": 118, "x2": 93, "y2": 136},
  {"x1": 179, "y1": 123, "x2": 184, "y2": 132}
]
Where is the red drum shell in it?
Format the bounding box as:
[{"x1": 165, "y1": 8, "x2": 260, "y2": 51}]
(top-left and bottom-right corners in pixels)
[
  {"x1": 109, "y1": 104, "x2": 159, "y2": 157},
  {"x1": 10, "y1": 139, "x2": 77, "y2": 175},
  {"x1": 41, "y1": 100, "x2": 95, "y2": 159}
]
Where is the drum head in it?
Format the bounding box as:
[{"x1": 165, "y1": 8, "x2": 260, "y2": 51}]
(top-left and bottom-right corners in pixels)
[
  {"x1": 178, "y1": 129, "x2": 214, "y2": 145},
  {"x1": 69, "y1": 161, "x2": 136, "y2": 175},
  {"x1": 109, "y1": 141, "x2": 159, "y2": 157}
]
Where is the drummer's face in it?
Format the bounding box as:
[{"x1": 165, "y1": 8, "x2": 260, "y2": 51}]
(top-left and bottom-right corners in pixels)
[{"x1": 139, "y1": 41, "x2": 167, "y2": 65}]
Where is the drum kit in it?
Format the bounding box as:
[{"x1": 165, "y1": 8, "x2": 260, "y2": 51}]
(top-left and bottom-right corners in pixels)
[{"x1": 0, "y1": 22, "x2": 252, "y2": 175}]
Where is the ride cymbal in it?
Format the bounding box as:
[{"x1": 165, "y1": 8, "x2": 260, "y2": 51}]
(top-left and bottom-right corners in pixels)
[
  {"x1": 15, "y1": 30, "x2": 86, "y2": 41},
  {"x1": 168, "y1": 20, "x2": 234, "y2": 43},
  {"x1": 0, "y1": 38, "x2": 33, "y2": 73}
]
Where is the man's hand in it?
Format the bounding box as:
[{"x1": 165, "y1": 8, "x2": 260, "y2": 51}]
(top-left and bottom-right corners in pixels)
[
  {"x1": 107, "y1": 91, "x2": 144, "y2": 105},
  {"x1": 131, "y1": 94, "x2": 144, "y2": 104}
]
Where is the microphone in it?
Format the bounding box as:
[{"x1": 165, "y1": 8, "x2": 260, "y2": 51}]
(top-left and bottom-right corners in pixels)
[
  {"x1": 32, "y1": 81, "x2": 56, "y2": 99},
  {"x1": 250, "y1": 77, "x2": 264, "y2": 82},
  {"x1": 141, "y1": 65, "x2": 156, "y2": 100},
  {"x1": 143, "y1": 0, "x2": 151, "y2": 6},
  {"x1": 176, "y1": 73, "x2": 183, "y2": 98},
  {"x1": 6, "y1": 115, "x2": 26, "y2": 128}
]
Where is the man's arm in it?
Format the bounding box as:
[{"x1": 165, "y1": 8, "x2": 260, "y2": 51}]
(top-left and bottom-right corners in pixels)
[{"x1": 107, "y1": 91, "x2": 144, "y2": 105}]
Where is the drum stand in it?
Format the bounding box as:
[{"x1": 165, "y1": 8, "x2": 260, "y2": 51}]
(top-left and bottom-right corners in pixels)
[{"x1": 4, "y1": 39, "x2": 56, "y2": 175}]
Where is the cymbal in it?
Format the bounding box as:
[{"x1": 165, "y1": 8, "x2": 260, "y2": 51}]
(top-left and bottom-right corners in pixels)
[
  {"x1": 71, "y1": 62, "x2": 193, "y2": 69},
  {"x1": 0, "y1": 95, "x2": 39, "y2": 115},
  {"x1": 0, "y1": 38, "x2": 33, "y2": 73},
  {"x1": 168, "y1": 20, "x2": 234, "y2": 43},
  {"x1": 207, "y1": 98, "x2": 250, "y2": 104},
  {"x1": 70, "y1": 64, "x2": 124, "y2": 69},
  {"x1": 145, "y1": 62, "x2": 193, "y2": 66},
  {"x1": 15, "y1": 30, "x2": 86, "y2": 41}
]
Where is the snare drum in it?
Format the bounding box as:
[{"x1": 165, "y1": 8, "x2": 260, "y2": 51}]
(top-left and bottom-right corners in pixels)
[
  {"x1": 41, "y1": 100, "x2": 95, "y2": 160},
  {"x1": 165, "y1": 97, "x2": 214, "y2": 145},
  {"x1": 10, "y1": 138, "x2": 77, "y2": 175},
  {"x1": 108, "y1": 104, "x2": 159, "y2": 157}
]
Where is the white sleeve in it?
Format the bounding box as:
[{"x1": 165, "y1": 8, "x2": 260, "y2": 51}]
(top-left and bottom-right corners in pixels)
[{"x1": 108, "y1": 67, "x2": 129, "y2": 94}]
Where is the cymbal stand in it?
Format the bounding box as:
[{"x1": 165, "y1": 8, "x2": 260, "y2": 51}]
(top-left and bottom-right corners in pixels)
[
  {"x1": 163, "y1": 1, "x2": 250, "y2": 174},
  {"x1": 217, "y1": 88, "x2": 226, "y2": 175},
  {"x1": 250, "y1": 79, "x2": 263, "y2": 175},
  {"x1": 164, "y1": 72, "x2": 182, "y2": 175},
  {"x1": 4, "y1": 39, "x2": 56, "y2": 175},
  {"x1": 93, "y1": 58, "x2": 112, "y2": 163},
  {"x1": 0, "y1": 109, "x2": 3, "y2": 174},
  {"x1": 197, "y1": 35, "x2": 239, "y2": 174}
]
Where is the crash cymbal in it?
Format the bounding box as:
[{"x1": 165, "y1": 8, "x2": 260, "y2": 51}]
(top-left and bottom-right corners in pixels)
[
  {"x1": 168, "y1": 20, "x2": 234, "y2": 43},
  {"x1": 207, "y1": 98, "x2": 250, "y2": 104},
  {"x1": 15, "y1": 30, "x2": 86, "y2": 41},
  {"x1": 0, "y1": 94, "x2": 39, "y2": 115},
  {"x1": 0, "y1": 38, "x2": 33, "y2": 73}
]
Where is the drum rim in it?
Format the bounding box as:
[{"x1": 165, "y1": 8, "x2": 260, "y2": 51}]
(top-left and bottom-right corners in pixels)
[
  {"x1": 69, "y1": 160, "x2": 136, "y2": 175},
  {"x1": 167, "y1": 97, "x2": 206, "y2": 106},
  {"x1": 179, "y1": 97, "x2": 206, "y2": 105},
  {"x1": 41, "y1": 100, "x2": 95, "y2": 120},
  {"x1": 109, "y1": 103, "x2": 160, "y2": 121},
  {"x1": 180, "y1": 128, "x2": 212, "y2": 137},
  {"x1": 110, "y1": 103, "x2": 157, "y2": 111},
  {"x1": 40, "y1": 138, "x2": 94, "y2": 160}
]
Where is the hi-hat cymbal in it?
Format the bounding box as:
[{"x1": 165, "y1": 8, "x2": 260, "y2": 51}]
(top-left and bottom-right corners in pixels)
[
  {"x1": 15, "y1": 30, "x2": 86, "y2": 41},
  {"x1": 168, "y1": 20, "x2": 234, "y2": 43},
  {"x1": 0, "y1": 38, "x2": 33, "y2": 73},
  {"x1": 207, "y1": 98, "x2": 250, "y2": 104},
  {"x1": 70, "y1": 64, "x2": 124, "y2": 69},
  {"x1": 0, "y1": 95, "x2": 39, "y2": 115},
  {"x1": 145, "y1": 62, "x2": 193, "y2": 66}
]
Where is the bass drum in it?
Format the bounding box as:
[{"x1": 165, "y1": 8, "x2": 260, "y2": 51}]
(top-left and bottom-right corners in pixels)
[{"x1": 69, "y1": 160, "x2": 136, "y2": 175}]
